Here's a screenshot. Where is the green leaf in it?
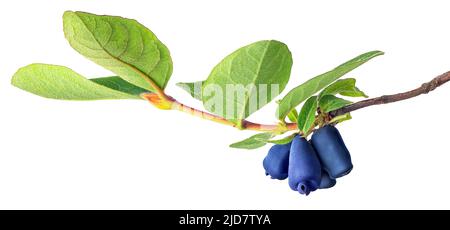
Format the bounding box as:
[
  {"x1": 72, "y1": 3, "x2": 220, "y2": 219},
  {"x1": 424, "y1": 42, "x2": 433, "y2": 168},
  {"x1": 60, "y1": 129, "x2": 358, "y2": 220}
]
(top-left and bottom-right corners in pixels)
[
  {"x1": 176, "y1": 81, "x2": 204, "y2": 100},
  {"x1": 287, "y1": 109, "x2": 298, "y2": 123},
  {"x1": 202, "y1": 40, "x2": 293, "y2": 125},
  {"x1": 319, "y1": 78, "x2": 368, "y2": 99},
  {"x1": 319, "y1": 95, "x2": 353, "y2": 113},
  {"x1": 63, "y1": 11, "x2": 173, "y2": 92},
  {"x1": 229, "y1": 132, "x2": 274, "y2": 150},
  {"x1": 91, "y1": 76, "x2": 148, "y2": 96},
  {"x1": 266, "y1": 134, "x2": 295, "y2": 145},
  {"x1": 11, "y1": 64, "x2": 140, "y2": 100},
  {"x1": 297, "y1": 96, "x2": 318, "y2": 134},
  {"x1": 276, "y1": 51, "x2": 383, "y2": 119},
  {"x1": 340, "y1": 86, "x2": 367, "y2": 98},
  {"x1": 329, "y1": 113, "x2": 352, "y2": 124}
]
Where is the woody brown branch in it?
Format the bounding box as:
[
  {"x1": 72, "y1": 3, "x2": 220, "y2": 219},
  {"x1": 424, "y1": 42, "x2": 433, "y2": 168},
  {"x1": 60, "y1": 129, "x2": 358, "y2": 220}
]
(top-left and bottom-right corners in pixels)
[{"x1": 330, "y1": 71, "x2": 450, "y2": 117}]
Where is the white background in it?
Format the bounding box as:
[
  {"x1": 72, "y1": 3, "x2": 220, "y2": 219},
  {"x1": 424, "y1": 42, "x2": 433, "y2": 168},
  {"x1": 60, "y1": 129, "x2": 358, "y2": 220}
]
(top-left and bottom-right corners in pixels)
[{"x1": 1, "y1": 0, "x2": 449, "y2": 210}]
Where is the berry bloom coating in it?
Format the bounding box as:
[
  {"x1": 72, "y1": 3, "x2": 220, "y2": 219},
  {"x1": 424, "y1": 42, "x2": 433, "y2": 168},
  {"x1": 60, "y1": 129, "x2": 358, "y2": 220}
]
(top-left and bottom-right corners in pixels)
[
  {"x1": 263, "y1": 143, "x2": 291, "y2": 180},
  {"x1": 311, "y1": 125, "x2": 353, "y2": 179},
  {"x1": 288, "y1": 135, "x2": 322, "y2": 196},
  {"x1": 319, "y1": 170, "x2": 337, "y2": 189}
]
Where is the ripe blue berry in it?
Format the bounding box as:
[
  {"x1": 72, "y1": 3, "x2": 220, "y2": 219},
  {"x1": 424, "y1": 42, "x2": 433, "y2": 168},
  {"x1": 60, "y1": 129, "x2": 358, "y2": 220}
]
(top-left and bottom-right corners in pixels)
[
  {"x1": 311, "y1": 125, "x2": 353, "y2": 179},
  {"x1": 288, "y1": 135, "x2": 322, "y2": 195},
  {"x1": 319, "y1": 170, "x2": 337, "y2": 189},
  {"x1": 263, "y1": 143, "x2": 291, "y2": 180}
]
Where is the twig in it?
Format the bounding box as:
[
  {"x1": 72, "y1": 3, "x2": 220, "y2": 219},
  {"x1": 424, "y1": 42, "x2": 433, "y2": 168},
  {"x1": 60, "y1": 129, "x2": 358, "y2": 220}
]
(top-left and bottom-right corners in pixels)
[
  {"x1": 330, "y1": 71, "x2": 450, "y2": 116},
  {"x1": 171, "y1": 99, "x2": 298, "y2": 132},
  {"x1": 142, "y1": 94, "x2": 297, "y2": 132}
]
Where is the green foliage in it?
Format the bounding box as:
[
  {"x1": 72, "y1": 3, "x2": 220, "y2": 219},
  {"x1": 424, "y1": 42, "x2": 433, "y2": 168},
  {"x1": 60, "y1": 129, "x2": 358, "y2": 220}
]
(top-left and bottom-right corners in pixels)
[
  {"x1": 91, "y1": 76, "x2": 148, "y2": 96},
  {"x1": 276, "y1": 51, "x2": 383, "y2": 120},
  {"x1": 63, "y1": 11, "x2": 173, "y2": 91},
  {"x1": 287, "y1": 109, "x2": 298, "y2": 123},
  {"x1": 229, "y1": 132, "x2": 274, "y2": 149},
  {"x1": 329, "y1": 113, "x2": 352, "y2": 124},
  {"x1": 11, "y1": 64, "x2": 140, "y2": 100},
  {"x1": 176, "y1": 81, "x2": 204, "y2": 100},
  {"x1": 319, "y1": 78, "x2": 368, "y2": 99},
  {"x1": 319, "y1": 95, "x2": 353, "y2": 113},
  {"x1": 297, "y1": 96, "x2": 318, "y2": 134},
  {"x1": 9, "y1": 11, "x2": 385, "y2": 150},
  {"x1": 266, "y1": 134, "x2": 295, "y2": 145},
  {"x1": 202, "y1": 40, "x2": 293, "y2": 125}
]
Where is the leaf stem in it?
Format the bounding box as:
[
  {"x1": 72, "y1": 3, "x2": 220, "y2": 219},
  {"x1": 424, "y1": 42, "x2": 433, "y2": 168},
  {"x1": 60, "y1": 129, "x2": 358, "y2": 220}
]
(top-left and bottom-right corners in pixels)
[{"x1": 141, "y1": 75, "x2": 170, "y2": 101}]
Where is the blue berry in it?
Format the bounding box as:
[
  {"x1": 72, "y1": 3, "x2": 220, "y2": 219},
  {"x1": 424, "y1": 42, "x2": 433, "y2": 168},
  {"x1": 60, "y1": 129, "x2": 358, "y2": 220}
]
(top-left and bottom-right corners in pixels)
[
  {"x1": 263, "y1": 143, "x2": 291, "y2": 180},
  {"x1": 319, "y1": 170, "x2": 337, "y2": 189},
  {"x1": 288, "y1": 135, "x2": 322, "y2": 195},
  {"x1": 311, "y1": 125, "x2": 353, "y2": 179}
]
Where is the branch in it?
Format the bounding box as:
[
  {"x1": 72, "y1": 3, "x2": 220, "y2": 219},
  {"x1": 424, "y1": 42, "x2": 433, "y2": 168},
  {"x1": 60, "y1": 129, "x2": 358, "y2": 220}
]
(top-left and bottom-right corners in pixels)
[
  {"x1": 142, "y1": 93, "x2": 297, "y2": 132},
  {"x1": 330, "y1": 71, "x2": 450, "y2": 116},
  {"x1": 142, "y1": 70, "x2": 450, "y2": 133},
  {"x1": 170, "y1": 99, "x2": 298, "y2": 132}
]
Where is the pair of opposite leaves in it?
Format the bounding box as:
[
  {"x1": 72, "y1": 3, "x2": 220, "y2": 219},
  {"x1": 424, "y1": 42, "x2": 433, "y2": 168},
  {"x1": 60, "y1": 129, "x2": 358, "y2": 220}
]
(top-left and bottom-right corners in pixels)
[{"x1": 11, "y1": 11, "x2": 383, "y2": 127}]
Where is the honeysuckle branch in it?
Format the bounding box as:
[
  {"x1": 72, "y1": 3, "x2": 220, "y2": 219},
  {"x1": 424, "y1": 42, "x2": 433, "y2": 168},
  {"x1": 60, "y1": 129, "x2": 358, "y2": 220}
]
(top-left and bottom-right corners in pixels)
[
  {"x1": 330, "y1": 70, "x2": 450, "y2": 117},
  {"x1": 141, "y1": 93, "x2": 298, "y2": 132},
  {"x1": 172, "y1": 99, "x2": 295, "y2": 132},
  {"x1": 243, "y1": 120, "x2": 298, "y2": 132},
  {"x1": 171, "y1": 99, "x2": 237, "y2": 127},
  {"x1": 142, "y1": 70, "x2": 450, "y2": 133}
]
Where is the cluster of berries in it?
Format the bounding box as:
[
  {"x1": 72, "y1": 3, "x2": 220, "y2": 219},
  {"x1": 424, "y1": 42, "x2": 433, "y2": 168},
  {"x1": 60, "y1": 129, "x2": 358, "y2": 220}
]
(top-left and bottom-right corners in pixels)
[{"x1": 263, "y1": 125, "x2": 353, "y2": 195}]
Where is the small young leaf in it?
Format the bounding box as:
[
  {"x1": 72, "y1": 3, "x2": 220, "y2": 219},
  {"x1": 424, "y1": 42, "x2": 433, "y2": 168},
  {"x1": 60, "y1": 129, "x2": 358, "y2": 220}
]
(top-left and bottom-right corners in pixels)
[
  {"x1": 319, "y1": 95, "x2": 353, "y2": 113},
  {"x1": 340, "y1": 86, "x2": 368, "y2": 98},
  {"x1": 12, "y1": 64, "x2": 140, "y2": 100},
  {"x1": 229, "y1": 132, "x2": 274, "y2": 149},
  {"x1": 276, "y1": 51, "x2": 383, "y2": 120},
  {"x1": 176, "y1": 81, "x2": 204, "y2": 100},
  {"x1": 266, "y1": 134, "x2": 295, "y2": 145},
  {"x1": 319, "y1": 78, "x2": 368, "y2": 99},
  {"x1": 91, "y1": 76, "x2": 148, "y2": 96},
  {"x1": 297, "y1": 96, "x2": 318, "y2": 134},
  {"x1": 287, "y1": 109, "x2": 299, "y2": 123},
  {"x1": 329, "y1": 113, "x2": 352, "y2": 124},
  {"x1": 63, "y1": 11, "x2": 173, "y2": 92},
  {"x1": 202, "y1": 40, "x2": 293, "y2": 125}
]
